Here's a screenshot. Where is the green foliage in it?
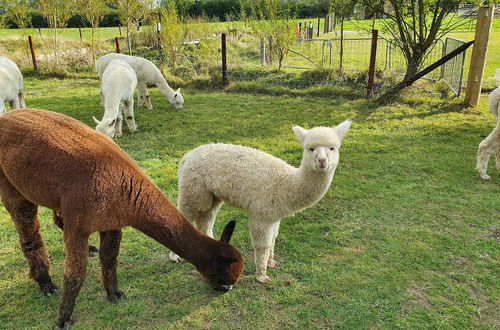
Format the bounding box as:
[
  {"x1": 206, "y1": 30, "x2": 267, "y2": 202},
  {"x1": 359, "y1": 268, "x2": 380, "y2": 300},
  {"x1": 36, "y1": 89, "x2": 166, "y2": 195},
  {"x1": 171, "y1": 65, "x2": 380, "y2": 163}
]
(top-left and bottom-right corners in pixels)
[{"x1": 160, "y1": 0, "x2": 184, "y2": 67}]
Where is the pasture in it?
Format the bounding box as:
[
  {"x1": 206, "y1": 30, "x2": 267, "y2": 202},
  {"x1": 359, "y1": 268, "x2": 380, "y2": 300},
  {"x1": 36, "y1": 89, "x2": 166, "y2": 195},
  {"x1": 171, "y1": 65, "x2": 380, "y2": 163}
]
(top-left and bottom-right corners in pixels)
[
  {"x1": 0, "y1": 72, "x2": 498, "y2": 328},
  {"x1": 0, "y1": 16, "x2": 499, "y2": 329}
]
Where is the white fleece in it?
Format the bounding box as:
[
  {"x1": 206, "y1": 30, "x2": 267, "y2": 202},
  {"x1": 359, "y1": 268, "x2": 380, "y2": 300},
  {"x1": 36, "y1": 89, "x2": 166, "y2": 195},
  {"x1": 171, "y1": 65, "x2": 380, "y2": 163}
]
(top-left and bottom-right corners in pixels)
[
  {"x1": 96, "y1": 53, "x2": 184, "y2": 110},
  {"x1": 476, "y1": 69, "x2": 500, "y2": 180},
  {"x1": 93, "y1": 59, "x2": 137, "y2": 138},
  {"x1": 170, "y1": 120, "x2": 352, "y2": 283},
  {"x1": 0, "y1": 56, "x2": 25, "y2": 113}
]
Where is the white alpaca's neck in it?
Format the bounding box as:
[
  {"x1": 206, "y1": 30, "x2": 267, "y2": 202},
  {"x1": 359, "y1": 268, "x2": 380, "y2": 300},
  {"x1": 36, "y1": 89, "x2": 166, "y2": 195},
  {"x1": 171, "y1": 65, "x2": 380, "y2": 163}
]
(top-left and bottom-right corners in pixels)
[
  {"x1": 286, "y1": 157, "x2": 335, "y2": 213},
  {"x1": 155, "y1": 73, "x2": 175, "y2": 101}
]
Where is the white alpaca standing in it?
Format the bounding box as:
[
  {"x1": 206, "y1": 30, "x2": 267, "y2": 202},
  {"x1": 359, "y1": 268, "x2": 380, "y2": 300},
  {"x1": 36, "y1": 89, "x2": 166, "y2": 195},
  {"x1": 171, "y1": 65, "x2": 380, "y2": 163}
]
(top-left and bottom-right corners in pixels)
[
  {"x1": 93, "y1": 59, "x2": 137, "y2": 138},
  {"x1": 0, "y1": 56, "x2": 25, "y2": 114},
  {"x1": 169, "y1": 120, "x2": 352, "y2": 283},
  {"x1": 96, "y1": 53, "x2": 184, "y2": 110},
  {"x1": 476, "y1": 69, "x2": 500, "y2": 180}
]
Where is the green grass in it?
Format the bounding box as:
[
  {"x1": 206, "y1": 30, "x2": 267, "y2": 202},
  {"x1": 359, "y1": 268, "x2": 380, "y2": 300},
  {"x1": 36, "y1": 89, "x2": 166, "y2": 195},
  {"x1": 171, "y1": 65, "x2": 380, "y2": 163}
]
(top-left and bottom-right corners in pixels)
[{"x1": 0, "y1": 73, "x2": 498, "y2": 329}]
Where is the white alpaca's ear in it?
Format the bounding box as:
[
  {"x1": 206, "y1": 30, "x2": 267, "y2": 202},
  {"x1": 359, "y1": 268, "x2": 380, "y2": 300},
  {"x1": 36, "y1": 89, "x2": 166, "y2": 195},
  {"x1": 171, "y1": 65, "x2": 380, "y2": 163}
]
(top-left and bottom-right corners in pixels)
[
  {"x1": 92, "y1": 116, "x2": 101, "y2": 125},
  {"x1": 293, "y1": 126, "x2": 308, "y2": 145},
  {"x1": 176, "y1": 88, "x2": 181, "y2": 93},
  {"x1": 333, "y1": 120, "x2": 352, "y2": 141}
]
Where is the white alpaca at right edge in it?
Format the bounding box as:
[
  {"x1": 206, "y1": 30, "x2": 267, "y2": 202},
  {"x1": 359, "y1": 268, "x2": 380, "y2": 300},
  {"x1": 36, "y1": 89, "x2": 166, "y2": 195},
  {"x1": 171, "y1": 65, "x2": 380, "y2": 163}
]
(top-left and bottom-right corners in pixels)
[
  {"x1": 96, "y1": 53, "x2": 184, "y2": 110},
  {"x1": 169, "y1": 120, "x2": 352, "y2": 283},
  {"x1": 476, "y1": 69, "x2": 500, "y2": 180}
]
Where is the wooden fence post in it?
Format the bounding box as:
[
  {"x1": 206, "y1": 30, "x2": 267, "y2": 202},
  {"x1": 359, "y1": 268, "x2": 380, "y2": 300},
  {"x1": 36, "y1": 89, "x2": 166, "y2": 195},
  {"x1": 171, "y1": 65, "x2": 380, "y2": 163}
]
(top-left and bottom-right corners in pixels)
[
  {"x1": 118, "y1": 25, "x2": 122, "y2": 37},
  {"x1": 464, "y1": 6, "x2": 494, "y2": 107},
  {"x1": 79, "y1": 26, "x2": 83, "y2": 42},
  {"x1": 28, "y1": 36, "x2": 38, "y2": 72},
  {"x1": 367, "y1": 29, "x2": 378, "y2": 97},
  {"x1": 115, "y1": 37, "x2": 122, "y2": 53},
  {"x1": 221, "y1": 33, "x2": 228, "y2": 85},
  {"x1": 317, "y1": 17, "x2": 320, "y2": 37}
]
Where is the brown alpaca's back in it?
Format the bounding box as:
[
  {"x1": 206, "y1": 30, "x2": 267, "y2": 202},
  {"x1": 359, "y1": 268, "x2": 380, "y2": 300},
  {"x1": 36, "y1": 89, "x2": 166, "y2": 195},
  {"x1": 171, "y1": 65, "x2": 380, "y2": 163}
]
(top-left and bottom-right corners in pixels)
[{"x1": 0, "y1": 109, "x2": 160, "y2": 232}]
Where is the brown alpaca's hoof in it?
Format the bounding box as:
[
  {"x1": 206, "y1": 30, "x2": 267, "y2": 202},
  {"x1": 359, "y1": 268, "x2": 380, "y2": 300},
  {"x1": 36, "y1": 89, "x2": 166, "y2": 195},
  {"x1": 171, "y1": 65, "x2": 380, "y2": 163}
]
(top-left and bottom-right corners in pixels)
[
  {"x1": 54, "y1": 319, "x2": 72, "y2": 330},
  {"x1": 41, "y1": 282, "x2": 58, "y2": 297},
  {"x1": 38, "y1": 277, "x2": 58, "y2": 297},
  {"x1": 107, "y1": 290, "x2": 126, "y2": 304},
  {"x1": 88, "y1": 245, "x2": 99, "y2": 256}
]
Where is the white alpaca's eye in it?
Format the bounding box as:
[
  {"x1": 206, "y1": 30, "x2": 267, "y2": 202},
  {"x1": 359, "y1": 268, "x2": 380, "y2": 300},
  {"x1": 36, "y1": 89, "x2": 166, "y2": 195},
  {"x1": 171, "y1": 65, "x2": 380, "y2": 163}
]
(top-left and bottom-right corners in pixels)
[
  {"x1": 330, "y1": 147, "x2": 335, "y2": 151},
  {"x1": 309, "y1": 148, "x2": 314, "y2": 152}
]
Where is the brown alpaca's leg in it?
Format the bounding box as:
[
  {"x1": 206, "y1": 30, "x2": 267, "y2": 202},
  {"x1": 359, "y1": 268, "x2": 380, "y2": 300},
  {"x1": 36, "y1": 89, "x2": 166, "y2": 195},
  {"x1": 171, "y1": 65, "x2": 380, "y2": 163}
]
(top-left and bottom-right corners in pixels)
[
  {"x1": 0, "y1": 172, "x2": 57, "y2": 296},
  {"x1": 55, "y1": 232, "x2": 89, "y2": 329},
  {"x1": 99, "y1": 230, "x2": 125, "y2": 303},
  {"x1": 53, "y1": 211, "x2": 98, "y2": 255}
]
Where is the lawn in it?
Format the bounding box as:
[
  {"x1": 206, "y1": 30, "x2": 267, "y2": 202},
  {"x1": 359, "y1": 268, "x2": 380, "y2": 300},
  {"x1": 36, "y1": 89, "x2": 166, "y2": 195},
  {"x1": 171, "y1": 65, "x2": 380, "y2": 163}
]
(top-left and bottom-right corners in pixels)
[{"x1": 0, "y1": 72, "x2": 498, "y2": 328}]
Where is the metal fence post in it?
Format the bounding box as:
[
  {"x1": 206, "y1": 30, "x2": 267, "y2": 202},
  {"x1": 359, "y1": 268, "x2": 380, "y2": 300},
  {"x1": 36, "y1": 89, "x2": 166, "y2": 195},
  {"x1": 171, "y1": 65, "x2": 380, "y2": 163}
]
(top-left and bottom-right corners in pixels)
[{"x1": 28, "y1": 36, "x2": 38, "y2": 72}]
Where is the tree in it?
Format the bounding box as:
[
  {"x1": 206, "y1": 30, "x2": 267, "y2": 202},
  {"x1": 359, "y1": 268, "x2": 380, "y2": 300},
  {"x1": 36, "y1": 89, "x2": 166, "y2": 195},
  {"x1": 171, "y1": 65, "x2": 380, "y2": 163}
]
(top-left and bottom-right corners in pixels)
[
  {"x1": 115, "y1": 0, "x2": 152, "y2": 55},
  {"x1": 250, "y1": 0, "x2": 296, "y2": 70},
  {"x1": 329, "y1": 0, "x2": 358, "y2": 70},
  {"x1": 6, "y1": 0, "x2": 31, "y2": 31},
  {"x1": 361, "y1": 0, "x2": 478, "y2": 90},
  {"x1": 160, "y1": 0, "x2": 183, "y2": 68},
  {"x1": 38, "y1": 0, "x2": 75, "y2": 65},
  {"x1": 75, "y1": 0, "x2": 107, "y2": 64}
]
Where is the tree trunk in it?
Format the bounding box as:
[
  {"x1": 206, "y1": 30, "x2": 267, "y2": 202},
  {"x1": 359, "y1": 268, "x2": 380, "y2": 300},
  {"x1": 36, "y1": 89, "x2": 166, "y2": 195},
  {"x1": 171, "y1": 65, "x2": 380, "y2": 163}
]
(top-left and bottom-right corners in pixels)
[
  {"x1": 126, "y1": 22, "x2": 132, "y2": 55},
  {"x1": 91, "y1": 24, "x2": 96, "y2": 65}
]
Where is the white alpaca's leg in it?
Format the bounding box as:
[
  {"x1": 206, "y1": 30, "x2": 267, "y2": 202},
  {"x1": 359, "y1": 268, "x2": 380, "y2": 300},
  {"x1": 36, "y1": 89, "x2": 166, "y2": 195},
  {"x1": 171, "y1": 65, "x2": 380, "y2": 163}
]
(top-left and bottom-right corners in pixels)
[
  {"x1": 476, "y1": 128, "x2": 500, "y2": 180},
  {"x1": 169, "y1": 186, "x2": 220, "y2": 262},
  {"x1": 138, "y1": 84, "x2": 152, "y2": 110},
  {"x1": 267, "y1": 221, "x2": 281, "y2": 269},
  {"x1": 249, "y1": 215, "x2": 279, "y2": 284},
  {"x1": 18, "y1": 92, "x2": 25, "y2": 108},
  {"x1": 123, "y1": 97, "x2": 137, "y2": 134},
  {"x1": 9, "y1": 98, "x2": 20, "y2": 110},
  {"x1": 114, "y1": 104, "x2": 123, "y2": 138}
]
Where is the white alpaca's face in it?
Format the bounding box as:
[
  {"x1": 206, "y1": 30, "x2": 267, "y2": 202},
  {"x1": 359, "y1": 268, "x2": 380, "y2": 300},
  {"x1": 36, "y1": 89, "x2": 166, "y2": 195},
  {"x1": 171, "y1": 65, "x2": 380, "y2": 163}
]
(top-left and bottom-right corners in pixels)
[
  {"x1": 171, "y1": 88, "x2": 184, "y2": 109},
  {"x1": 93, "y1": 116, "x2": 116, "y2": 138},
  {"x1": 293, "y1": 120, "x2": 352, "y2": 172},
  {"x1": 306, "y1": 144, "x2": 340, "y2": 172}
]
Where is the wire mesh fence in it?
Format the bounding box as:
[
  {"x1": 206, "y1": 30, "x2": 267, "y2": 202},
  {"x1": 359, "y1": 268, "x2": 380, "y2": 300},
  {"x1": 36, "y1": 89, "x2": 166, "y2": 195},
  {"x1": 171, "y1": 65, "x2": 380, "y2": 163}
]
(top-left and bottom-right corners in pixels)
[{"x1": 441, "y1": 37, "x2": 467, "y2": 96}]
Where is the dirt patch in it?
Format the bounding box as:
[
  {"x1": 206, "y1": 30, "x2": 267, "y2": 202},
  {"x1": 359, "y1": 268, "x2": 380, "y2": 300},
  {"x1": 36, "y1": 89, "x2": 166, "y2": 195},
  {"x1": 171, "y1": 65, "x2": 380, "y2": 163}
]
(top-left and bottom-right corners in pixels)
[{"x1": 402, "y1": 285, "x2": 431, "y2": 312}]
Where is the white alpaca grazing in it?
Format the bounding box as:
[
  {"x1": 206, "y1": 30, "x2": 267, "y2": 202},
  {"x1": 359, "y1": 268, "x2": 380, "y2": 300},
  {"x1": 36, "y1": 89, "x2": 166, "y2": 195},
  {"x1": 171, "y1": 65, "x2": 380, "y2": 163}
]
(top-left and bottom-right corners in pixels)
[
  {"x1": 96, "y1": 53, "x2": 184, "y2": 110},
  {"x1": 93, "y1": 59, "x2": 137, "y2": 138},
  {"x1": 476, "y1": 69, "x2": 500, "y2": 180},
  {"x1": 0, "y1": 56, "x2": 25, "y2": 114},
  {"x1": 169, "y1": 120, "x2": 352, "y2": 283}
]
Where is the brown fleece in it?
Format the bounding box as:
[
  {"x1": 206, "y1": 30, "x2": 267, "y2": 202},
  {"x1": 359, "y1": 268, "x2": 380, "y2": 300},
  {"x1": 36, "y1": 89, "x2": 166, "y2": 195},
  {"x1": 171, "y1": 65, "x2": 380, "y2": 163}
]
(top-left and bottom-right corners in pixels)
[{"x1": 0, "y1": 109, "x2": 243, "y2": 328}]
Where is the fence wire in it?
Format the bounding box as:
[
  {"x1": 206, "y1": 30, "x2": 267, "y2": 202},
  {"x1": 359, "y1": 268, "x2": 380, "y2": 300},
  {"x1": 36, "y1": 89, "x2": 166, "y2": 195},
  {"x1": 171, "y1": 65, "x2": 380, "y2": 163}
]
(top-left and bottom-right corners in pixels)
[{"x1": 441, "y1": 37, "x2": 467, "y2": 96}]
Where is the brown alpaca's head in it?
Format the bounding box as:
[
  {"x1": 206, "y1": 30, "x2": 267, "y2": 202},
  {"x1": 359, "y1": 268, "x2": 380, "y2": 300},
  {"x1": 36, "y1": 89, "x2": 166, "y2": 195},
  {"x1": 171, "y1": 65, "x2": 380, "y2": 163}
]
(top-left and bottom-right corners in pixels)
[{"x1": 197, "y1": 221, "x2": 244, "y2": 292}]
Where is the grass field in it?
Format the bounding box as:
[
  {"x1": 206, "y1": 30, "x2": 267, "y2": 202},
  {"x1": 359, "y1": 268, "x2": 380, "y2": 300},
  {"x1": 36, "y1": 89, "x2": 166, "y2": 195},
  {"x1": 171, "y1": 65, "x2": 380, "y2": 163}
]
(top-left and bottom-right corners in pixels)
[{"x1": 0, "y1": 71, "x2": 498, "y2": 328}]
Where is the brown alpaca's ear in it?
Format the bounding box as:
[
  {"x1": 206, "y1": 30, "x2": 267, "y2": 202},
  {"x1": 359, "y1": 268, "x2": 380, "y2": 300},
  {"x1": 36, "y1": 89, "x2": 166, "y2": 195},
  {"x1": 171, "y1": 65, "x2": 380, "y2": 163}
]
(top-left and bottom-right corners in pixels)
[{"x1": 220, "y1": 221, "x2": 236, "y2": 243}]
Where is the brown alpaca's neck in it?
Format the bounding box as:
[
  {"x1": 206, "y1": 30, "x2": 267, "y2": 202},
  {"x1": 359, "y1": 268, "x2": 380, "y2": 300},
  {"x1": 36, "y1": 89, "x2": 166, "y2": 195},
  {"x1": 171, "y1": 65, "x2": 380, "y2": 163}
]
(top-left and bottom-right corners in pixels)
[{"x1": 130, "y1": 191, "x2": 216, "y2": 267}]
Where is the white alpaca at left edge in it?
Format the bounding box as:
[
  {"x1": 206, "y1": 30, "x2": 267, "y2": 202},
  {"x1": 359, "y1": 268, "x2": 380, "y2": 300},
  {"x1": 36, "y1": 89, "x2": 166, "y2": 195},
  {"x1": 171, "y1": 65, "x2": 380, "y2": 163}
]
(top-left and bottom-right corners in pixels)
[
  {"x1": 0, "y1": 56, "x2": 25, "y2": 114},
  {"x1": 169, "y1": 120, "x2": 352, "y2": 283},
  {"x1": 476, "y1": 69, "x2": 500, "y2": 180}
]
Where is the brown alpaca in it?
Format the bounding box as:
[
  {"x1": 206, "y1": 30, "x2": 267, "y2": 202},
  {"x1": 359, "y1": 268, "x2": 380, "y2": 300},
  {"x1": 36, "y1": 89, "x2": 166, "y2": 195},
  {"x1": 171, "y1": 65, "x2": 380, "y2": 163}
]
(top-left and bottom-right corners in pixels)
[{"x1": 0, "y1": 109, "x2": 244, "y2": 329}]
